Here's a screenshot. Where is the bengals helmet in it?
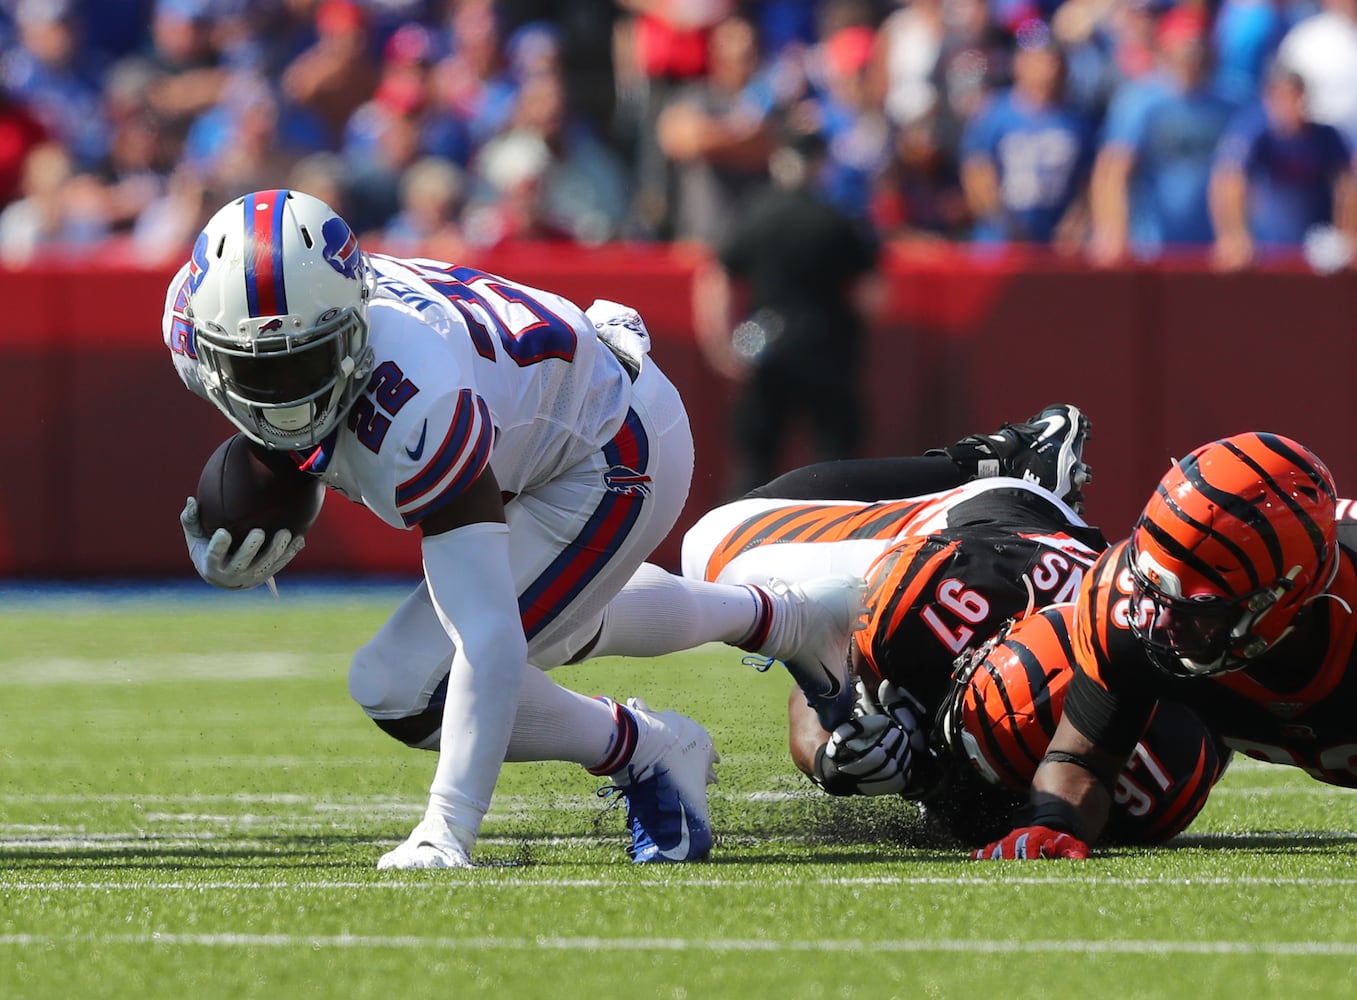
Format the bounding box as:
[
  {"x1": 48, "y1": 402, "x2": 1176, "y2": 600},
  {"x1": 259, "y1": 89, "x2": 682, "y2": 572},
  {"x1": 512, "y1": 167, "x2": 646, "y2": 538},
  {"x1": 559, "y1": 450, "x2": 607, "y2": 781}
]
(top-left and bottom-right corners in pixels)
[
  {"x1": 937, "y1": 604, "x2": 1229, "y2": 844},
  {"x1": 1128, "y1": 432, "x2": 1339, "y2": 677},
  {"x1": 937, "y1": 604, "x2": 1076, "y2": 789}
]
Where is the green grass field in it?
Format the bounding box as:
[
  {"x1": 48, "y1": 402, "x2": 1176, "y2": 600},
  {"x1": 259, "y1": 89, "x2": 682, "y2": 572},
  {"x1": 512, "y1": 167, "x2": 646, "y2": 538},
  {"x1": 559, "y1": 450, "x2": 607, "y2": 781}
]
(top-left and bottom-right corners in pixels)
[{"x1": 4, "y1": 587, "x2": 1357, "y2": 1000}]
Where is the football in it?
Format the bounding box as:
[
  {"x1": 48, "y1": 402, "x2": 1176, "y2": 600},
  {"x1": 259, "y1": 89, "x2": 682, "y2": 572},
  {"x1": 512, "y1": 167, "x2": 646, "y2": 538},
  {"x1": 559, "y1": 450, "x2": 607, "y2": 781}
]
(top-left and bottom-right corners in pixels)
[{"x1": 195, "y1": 433, "x2": 325, "y2": 552}]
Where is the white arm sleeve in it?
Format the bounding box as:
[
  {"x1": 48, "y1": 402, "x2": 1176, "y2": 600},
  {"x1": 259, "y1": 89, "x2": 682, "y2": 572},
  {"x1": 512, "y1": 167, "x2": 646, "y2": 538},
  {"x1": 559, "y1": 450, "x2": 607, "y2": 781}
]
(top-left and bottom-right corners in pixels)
[{"x1": 419, "y1": 521, "x2": 528, "y2": 844}]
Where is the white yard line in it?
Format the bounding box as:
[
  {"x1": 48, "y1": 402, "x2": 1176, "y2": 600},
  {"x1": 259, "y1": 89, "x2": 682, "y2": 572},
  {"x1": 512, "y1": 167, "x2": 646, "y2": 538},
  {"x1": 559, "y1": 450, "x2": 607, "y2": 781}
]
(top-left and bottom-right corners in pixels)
[
  {"x1": 0, "y1": 932, "x2": 1351, "y2": 955},
  {"x1": 5, "y1": 874, "x2": 1357, "y2": 890}
]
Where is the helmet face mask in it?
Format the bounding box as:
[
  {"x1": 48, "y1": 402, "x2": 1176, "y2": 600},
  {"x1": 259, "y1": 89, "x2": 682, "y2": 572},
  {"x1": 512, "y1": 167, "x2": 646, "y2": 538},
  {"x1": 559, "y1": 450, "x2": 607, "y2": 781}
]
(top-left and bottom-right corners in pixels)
[
  {"x1": 1129, "y1": 433, "x2": 1338, "y2": 678},
  {"x1": 187, "y1": 190, "x2": 375, "y2": 451},
  {"x1": 1128, "y1": 554, "x2": 1287, "y2": 676}
]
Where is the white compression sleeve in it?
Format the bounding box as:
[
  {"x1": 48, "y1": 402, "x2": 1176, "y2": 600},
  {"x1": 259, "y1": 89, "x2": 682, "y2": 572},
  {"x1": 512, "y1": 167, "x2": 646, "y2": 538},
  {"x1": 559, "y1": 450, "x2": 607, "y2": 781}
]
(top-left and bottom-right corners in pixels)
[
  {"x1": 420, "y1": 523, "x2": 527, "y2": 853},
  {"x1": 587, "y1": 562, "x2": 761, "y2": 658}
]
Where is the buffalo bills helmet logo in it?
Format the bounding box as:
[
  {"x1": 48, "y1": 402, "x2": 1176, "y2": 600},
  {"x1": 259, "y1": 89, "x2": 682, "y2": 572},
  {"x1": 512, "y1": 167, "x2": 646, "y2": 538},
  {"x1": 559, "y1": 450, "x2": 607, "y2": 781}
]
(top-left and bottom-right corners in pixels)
[
  {"x1": 603, "y1": 465, "x2": 652, "y2": 497},
  {"x1": 322, "y1": 217, "x2": 361, "y2": 279},
  {"x1": 259, "y1": 318, "x2": 285, "y2": 333},
  {"x1": 188, "y1": 232, "x2": 210, "y2": 293}
]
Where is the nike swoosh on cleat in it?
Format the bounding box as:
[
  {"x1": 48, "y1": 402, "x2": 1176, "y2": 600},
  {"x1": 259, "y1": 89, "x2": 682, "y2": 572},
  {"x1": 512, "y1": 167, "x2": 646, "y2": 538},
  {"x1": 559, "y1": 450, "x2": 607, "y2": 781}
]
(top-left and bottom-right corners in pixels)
[
  {"x1": 1032, "y1": 415, "x2": 1066, "y2": 440},
  {"x1": 660, "y1": 803, "x2": 692, "y2": 861},
  {"x1": 405, "y1": 420, "x2": 429, "y2": 461}
]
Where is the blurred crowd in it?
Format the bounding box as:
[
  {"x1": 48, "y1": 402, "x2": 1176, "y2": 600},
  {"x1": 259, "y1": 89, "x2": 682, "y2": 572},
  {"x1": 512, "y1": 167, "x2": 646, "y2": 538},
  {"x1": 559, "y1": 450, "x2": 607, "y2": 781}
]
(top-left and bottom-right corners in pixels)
[{"x1": 0, "y1": 0, "x2": 1353, "y2": 270}]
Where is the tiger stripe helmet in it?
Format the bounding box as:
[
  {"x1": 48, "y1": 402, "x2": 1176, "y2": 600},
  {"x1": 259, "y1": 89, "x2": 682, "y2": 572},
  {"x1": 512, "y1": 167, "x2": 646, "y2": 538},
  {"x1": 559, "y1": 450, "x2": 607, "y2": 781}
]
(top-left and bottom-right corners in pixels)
[
  {"x1": 937, "y1": 605, "x2": 1077, "y2": 789},
  {"x1": 939, "y1": 605, "x2": 1230, "y2": 845},
  {"x1": 1128, "y1": 432, "x2": 1338, "y2": 677}
]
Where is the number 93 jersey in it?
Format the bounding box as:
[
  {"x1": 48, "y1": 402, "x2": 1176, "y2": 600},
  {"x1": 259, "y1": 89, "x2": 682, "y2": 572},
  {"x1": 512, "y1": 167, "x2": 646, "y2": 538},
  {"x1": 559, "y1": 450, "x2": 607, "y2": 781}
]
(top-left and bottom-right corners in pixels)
[{"x1": 682, "y1": 477, "x2": 1107, "y2": 710}]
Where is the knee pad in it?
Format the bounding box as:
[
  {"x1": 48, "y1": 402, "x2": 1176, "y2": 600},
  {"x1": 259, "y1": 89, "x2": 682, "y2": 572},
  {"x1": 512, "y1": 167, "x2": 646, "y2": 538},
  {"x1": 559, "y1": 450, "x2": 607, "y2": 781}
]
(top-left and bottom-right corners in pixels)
[{"x1": 349, "y1": 644, "x2": 445, "y2": 750}]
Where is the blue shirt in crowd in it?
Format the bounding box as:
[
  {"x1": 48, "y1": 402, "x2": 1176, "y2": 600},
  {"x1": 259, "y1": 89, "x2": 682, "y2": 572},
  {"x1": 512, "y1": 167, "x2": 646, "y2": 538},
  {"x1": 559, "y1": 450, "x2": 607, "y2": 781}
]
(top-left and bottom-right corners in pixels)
[
  {"x1": 1215, "y1": 104, "x2": 1352, "y2": 245},
  {"x1": 961, "y1": 89, "x2": 1095, "y2": 242},
  {"x1": 1103, "y1": 75, "x2": 1238, "y2": 252}
]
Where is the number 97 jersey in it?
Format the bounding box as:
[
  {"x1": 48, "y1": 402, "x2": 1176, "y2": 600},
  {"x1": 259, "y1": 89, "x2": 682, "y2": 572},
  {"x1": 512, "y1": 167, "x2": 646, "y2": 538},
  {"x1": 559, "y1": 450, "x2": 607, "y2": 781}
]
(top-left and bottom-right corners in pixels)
[{"x1": 682, "y1": 478, "x2": 1108, "y2": 711}]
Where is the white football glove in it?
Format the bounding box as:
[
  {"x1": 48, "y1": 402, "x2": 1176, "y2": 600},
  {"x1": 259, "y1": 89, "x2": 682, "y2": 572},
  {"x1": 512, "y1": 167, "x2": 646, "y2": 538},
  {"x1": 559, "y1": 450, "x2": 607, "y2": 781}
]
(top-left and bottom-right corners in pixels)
[
  {"x1": 377, "y1": 816, "x2": 476, "y2": 870},
  {"x1": 180, "y1": 496, "x2": 305, "y2": 591},
  {"x1": 818, "y1": 680, "x2": 931, "y2": 797}
]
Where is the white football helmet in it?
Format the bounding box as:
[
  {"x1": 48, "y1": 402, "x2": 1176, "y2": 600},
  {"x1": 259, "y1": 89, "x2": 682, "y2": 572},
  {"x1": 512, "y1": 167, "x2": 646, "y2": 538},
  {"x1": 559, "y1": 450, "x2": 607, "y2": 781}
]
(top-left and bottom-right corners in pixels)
[{"x1": 185, "y1": 189, "x2": 375, "y2": 451}]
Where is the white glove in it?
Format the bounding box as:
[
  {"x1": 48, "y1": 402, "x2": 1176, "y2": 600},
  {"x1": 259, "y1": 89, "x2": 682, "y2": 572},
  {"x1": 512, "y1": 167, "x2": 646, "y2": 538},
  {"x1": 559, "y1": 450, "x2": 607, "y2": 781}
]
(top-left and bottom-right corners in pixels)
[
  {"x1": 377, "y1": 816, "x2": 476, "y2": 870},
  {"x1": 180, "y1": 496, "x2": 304, "y2": 591}
]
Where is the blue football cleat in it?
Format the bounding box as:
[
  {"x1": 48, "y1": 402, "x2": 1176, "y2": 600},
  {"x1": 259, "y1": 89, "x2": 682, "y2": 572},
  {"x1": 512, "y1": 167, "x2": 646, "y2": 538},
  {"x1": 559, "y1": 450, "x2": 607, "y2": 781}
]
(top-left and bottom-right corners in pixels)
[{"x1": 604, "y1": 699, "x2": 719, "y2": 863}]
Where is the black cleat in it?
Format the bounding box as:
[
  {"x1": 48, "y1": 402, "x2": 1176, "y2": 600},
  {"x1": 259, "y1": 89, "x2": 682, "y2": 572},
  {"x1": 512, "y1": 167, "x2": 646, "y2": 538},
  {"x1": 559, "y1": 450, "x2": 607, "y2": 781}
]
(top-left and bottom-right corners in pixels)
[{"x1": 931, "y1": 404, "x2": 1093, "y2": 512}]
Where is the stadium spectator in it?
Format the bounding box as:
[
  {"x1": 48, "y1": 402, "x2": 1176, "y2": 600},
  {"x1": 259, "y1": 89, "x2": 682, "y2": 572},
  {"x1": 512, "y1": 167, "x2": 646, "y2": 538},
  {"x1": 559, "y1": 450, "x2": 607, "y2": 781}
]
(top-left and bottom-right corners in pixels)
[
  {"x1": 874, "y1": 0, "x2": 970, "y2": 239},
  {"x1": 656, "y1": 14, "x2": 778, "y2": 246},
  {"x1": 1212, "y1": 0, "x2": 1289, "y2": 105},
  {"x1": 1049, "y1": 0, "x2": 1156, "y2": 121},
  {"x1": 341, "y1": 22, "x2": 468, "y2": 236},
  {"x1": 379, "y1": 154, "x2": 467, "y2": 258},
  {"x1": 0, "y1": 87, "x2": 48, "y2": 208},
  {"x1": 0, "y1": 141, "x2": 108, "y2": 263},
  {"x1": 431, "y1": 0, "x2": 519, "y2": 150},
  {"x1": 613, "y1": 0, "x2": 732, "y2": 238},
  {"x1": 285, "y1": 148, "x2": 351, "y2": 218},
  {"x1": 183, "y1": 71, "x2": 305, "y2": 199},
  {"x1": 278, "y1": 0, "x2": 380, "y2": 146},
  {"x1": 1275, "y1": 0, "x2": 1357, "y2": 148},
  {"x1": 877, "y1": 0, "x2": 945, "y2": 133},
  {"x1": 804, "y1": 23, "x2": 894, "y2": 220},
  {"x1": 959, "y1": 19, "x2": 1095, "y2": 245},
  {"x1": 693, "y1": 127, "x2": 881, "y2": 498},
  {"x1": 1, "y1": 0, "x2": 108, "y2": 171},
  {"x1": 93, "y1": 61, "x2": 172, "y2": 233},
  {"x1": 486, "y1": 63, "x2": 629, "y2": 243},
  {"x1": 143, "y1": 0, "x2": 229, "y2": 140},
  {"x1": 1088, "y1": 6, "x2": 1237, "y2": 262},
  {"x1": 1210, "y1": 65, "x2": 1356, "y2": 270},
  {"x1": 129, "y1": 160, "x2": 212, "y2": 264},
  {"x1": 930, "y1": 0, "x2": 1017, "y2": 154}
]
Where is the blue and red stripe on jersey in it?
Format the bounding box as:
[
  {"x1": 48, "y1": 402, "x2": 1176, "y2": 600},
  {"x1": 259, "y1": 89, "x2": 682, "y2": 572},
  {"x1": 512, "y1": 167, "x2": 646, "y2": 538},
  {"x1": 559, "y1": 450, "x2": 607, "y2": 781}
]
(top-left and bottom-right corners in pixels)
[
  {"x1": 518, "y1": 409, "x2": 650, "y2": 641},
  {"x1": 396, "y1": 389, "x2": 493, "y2": 526},
  {"x1": 243, "y1": 189, "x2": 289, "y2": 319}
]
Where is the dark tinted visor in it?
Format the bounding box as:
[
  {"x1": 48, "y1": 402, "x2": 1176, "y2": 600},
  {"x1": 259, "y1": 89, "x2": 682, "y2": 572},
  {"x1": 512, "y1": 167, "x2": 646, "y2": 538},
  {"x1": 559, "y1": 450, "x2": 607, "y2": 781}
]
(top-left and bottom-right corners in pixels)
[
  {"x1": 1129, "y1": 569, "x2": 1245, "y2": 661},
  {"x1": 216, "y1": 338, "x2": 341, "y2": 405}
]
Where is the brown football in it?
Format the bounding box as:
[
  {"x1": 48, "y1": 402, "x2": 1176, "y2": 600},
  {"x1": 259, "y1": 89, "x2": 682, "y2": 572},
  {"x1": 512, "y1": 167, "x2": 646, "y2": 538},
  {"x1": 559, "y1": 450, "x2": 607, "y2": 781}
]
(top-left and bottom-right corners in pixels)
[{"x1": 195, "y1": 433, "x2": 324, "y2": 553}]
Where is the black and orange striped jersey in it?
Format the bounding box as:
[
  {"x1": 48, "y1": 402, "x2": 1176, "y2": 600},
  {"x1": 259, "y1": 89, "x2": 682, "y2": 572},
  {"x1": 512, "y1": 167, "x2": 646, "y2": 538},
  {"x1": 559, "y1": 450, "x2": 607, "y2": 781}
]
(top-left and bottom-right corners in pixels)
[
  {"x1": 681, "y1": 478, "x2": 1106, "y2": 713},
  {"x1": 1066, "y1": 517, "x2": 1357, "y2": 788}
]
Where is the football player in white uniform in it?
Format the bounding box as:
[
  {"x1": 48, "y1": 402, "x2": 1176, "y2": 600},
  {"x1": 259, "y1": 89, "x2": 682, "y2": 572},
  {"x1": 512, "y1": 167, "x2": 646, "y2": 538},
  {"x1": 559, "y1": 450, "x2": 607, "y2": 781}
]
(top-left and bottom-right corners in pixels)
[{"x1": 161, "y1": 190, "x2": 868, "y2": 868}]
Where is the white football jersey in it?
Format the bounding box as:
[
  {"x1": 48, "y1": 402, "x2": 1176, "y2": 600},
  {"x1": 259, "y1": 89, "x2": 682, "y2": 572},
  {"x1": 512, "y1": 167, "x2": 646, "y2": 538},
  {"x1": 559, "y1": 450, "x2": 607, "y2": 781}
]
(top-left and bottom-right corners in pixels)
[{"x1": 164, "y1": 253, "x2": 633, "y2": 529}]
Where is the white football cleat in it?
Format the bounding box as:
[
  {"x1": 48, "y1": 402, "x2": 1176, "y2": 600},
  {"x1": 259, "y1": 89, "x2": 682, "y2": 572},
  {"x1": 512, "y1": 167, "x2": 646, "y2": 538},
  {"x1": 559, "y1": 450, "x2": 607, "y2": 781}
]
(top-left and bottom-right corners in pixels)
[
  {"x1": 750, "y1": 574, "x2": 868, "y2": 729},
  {"x1": 377, "y1": 815, "x2": 476, "y2": 870},
  {"x1": 606, "y1": 698, "x2": 719, "y2": 863}
]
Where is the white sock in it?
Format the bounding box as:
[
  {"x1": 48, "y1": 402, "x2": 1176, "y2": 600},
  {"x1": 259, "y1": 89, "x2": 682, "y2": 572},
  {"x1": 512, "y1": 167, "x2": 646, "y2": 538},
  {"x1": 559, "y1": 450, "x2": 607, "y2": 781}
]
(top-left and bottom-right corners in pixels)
[
  {"x1": 588, "y1": 562, "x2": 763, "y2": 657},
  {"x1": 503, "y1": 665, "x2": 620, "y2": 768},
  {"x1": 411, "y1": 668, "x2": 640, "y2": 773}
]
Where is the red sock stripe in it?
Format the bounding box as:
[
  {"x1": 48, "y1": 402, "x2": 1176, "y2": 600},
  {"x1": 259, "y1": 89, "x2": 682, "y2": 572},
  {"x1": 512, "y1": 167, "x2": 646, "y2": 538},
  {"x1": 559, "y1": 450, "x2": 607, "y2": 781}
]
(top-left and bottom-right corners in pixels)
[
  {"x1": 736, "y1": 585, "x2": 775, "y2": 652},
  {"x1": 587, "y1": 697, "x2": 639, "y2": 776}
]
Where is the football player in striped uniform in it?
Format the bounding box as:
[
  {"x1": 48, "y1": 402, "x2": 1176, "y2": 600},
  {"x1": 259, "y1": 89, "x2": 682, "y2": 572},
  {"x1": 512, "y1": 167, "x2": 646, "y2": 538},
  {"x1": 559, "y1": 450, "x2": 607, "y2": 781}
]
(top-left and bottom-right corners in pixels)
[
  {"x1": 683, "y1": 414, "x2": 1225, "y2": 847},
  {"x1": 977, "y1": 432, "x2": 1356, "y2": 859}
]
